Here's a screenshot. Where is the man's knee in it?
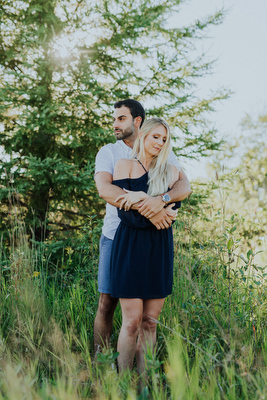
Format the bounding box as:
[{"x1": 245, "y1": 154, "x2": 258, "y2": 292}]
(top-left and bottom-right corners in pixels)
[{"x1": 97, "y1": 293, "x2": 118, "y2": 319}]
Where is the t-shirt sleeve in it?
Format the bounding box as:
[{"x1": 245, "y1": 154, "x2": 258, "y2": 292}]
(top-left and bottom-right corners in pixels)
[
  {"x1": 95, "y1": 146, "x2": 114, "y2": 175},
  {"x1": 168, "y1": 152, "x2": 182, "y2": 209},
  {"x1": 169, "y1": 150, "x2": 182, "y2": 172}
]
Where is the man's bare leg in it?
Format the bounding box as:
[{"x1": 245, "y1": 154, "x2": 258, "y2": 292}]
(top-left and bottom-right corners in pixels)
[{"x1": 94, "y1": 293, "x2": 119, "y2": 353}]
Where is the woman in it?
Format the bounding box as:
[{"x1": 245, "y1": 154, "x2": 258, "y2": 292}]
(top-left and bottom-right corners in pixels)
[{"x1": 110, "y1": 117, "x2": 180, "y2": 376}]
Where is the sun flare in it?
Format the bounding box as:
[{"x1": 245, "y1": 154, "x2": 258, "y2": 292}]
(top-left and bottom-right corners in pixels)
[{"x1": 51, "y1": 35, "x2": 79, "y2": 59}]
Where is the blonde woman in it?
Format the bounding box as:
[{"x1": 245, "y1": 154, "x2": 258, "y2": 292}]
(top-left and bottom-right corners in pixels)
[{"x1": 110, "y1": 117, "x2": 181, "y2": 376}]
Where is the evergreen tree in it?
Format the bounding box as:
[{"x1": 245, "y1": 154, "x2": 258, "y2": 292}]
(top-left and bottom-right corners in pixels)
[{"x1": 0, "y1": 0, "x2": 226, "y2": 240}]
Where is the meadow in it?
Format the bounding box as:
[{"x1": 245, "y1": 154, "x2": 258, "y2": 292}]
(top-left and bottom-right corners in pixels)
[
  {"x1": 1, "y1": 1, "x2": 266, "y2": 398},
  {"x1": 0, "y1": 181, "x2": 266, "y2": 400}
]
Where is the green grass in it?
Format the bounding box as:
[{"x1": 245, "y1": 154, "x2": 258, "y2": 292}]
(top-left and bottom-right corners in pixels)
[{"x1": 0, "y1": 207, "x2": 266, "y2": 399}]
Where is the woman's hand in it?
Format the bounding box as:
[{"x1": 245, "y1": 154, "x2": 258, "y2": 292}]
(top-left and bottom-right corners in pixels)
[{"x1": 115, "y1": 189, "x2": 149, "y2": 211}]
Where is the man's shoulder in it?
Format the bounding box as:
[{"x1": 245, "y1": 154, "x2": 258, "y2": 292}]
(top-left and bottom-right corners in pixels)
[
  {"x1": 96, "y1": 140, "x2": 131, "y2": 160},
  {"x1": 97, "y1": 141, "x2": 118, "y2": 154},
  {"x1": 99, "y1": 140, "x2": 124, "y2": 151},
  {"x1": 95, "y1": 140, "x2": 131, "y2": 175},
  {"x1": 169, "y1": 150, "x2": 182, "y2": 170}
]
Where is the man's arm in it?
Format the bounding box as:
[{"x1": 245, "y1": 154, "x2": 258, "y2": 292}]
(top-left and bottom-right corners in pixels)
[
  {"x1": 95, "y1": 171, "x2": 175, "y2": 228},
  {"x1": 138, "y1": 168, "x2": 191, "y2": 219},
  {"x1": 95, "y1": 171, "x2": 126, "y2": 207},
  {"x1": 95, "y1": 171, "x2": 147, "y2": 211},
  {"x1": 149, "y1": 203, "x2": 178, "y2": 230},
  {"x1": 95, "y1": 171, "x2": 160, "y2": 211}
]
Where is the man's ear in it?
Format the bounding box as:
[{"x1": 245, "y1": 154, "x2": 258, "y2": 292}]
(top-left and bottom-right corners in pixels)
[{"x1": 134, "y1": 116, "x2": 142, "y2": 128}]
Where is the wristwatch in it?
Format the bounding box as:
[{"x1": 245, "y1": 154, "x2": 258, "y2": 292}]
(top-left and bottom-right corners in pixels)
[{"x1": 161, "y1": 193, "x2": 171, "y2": 205}]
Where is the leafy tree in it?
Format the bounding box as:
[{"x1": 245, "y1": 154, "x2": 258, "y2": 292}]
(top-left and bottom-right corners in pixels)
[
  {"x1": 236, "y1": 114, "x2": 267, "y2": 206},
  {"x1": 207, "y1": 113, "x2": 267, "y2": 252},
  {"x1": 0, "y1": 0, "x2": 226, "y2": 240}
]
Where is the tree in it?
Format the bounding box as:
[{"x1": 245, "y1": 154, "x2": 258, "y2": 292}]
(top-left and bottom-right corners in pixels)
[
  {"x1": 0, "y1": 0, "x2": 226, "y2": 240},
  {"x1": 207, "y1": 113, "x2": 267, "y2": 252}
]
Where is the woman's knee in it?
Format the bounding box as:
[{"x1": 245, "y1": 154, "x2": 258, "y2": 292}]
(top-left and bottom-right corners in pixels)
[
  {"x1": 122, "y1": 315, "x2": 142, "y2": 337},
  {"x1": 141, "y1": 314, "x2": 157, "y2": 334},
  {"x1": 120, "y1": 298, "x2": 143, "y2": 336}
]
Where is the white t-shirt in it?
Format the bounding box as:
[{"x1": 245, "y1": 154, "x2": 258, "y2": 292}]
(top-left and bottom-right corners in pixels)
[{"x1": 95, "y1": 140, "x2": 181, "y2": 240}]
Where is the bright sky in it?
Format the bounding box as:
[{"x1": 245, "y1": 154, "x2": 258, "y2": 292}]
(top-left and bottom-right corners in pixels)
[{"x1": 177, "y1": 0, "x2": 267, "y2": 180}]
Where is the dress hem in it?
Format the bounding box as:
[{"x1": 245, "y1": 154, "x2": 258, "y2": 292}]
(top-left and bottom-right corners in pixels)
[{"x1": 110, "y1": 292, "x2": 172, "y2": 299}]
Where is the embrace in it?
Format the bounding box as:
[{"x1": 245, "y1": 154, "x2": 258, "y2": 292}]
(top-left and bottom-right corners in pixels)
[{"x1": 94, "y1": 99, "x2": 191, "y2": 380}]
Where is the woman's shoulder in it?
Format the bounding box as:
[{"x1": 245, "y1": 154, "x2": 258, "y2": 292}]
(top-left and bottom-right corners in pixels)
[
  {"x1": 114, "y1": 158, "x2": 131, "y2": 167},
  {"x1": 114, "y1": 158, "x2": 137, "y2": 170},
  {"x1": 113, "y1": 158, "x2": 135, "y2": 180}
]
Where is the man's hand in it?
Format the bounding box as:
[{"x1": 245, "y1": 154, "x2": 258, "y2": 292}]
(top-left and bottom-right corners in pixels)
[
  {"x1": 137, "y1": 168, "x2": 191, "y2": 219},
  {"x1": 149, "y1": 206, "x2": 177, "y2": 230},
  {"x1": 138, "y1": 196, "x2": 164, "y2": 219},
  {"x1": 165, "y1": 203, "x2": 178, "y2": 219}
]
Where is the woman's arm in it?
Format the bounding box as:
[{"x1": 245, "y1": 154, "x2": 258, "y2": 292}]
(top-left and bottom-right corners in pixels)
[
  {"x1": 115, "y1": 189, "x2": 149, "y2": 211},
  {"x1": 113, "y1": 159, "x2": 149, "y2": 210}
]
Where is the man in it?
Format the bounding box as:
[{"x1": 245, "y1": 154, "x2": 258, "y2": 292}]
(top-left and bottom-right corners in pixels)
[{"x1": 94, "y1": 99, "x2": 191, "y2": 352}]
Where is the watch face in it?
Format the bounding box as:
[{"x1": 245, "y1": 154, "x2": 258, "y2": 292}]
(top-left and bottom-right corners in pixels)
[{"x1": 163, "y1": 193, "x2": 171, "y2": 202}]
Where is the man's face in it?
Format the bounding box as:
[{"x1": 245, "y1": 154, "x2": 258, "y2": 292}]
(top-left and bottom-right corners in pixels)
[{"x1": 113, "y1": 106, "x2": 135, "y2": 141}]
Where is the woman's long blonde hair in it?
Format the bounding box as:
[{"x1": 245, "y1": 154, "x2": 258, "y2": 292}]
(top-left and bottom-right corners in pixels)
[{"x1": 132, "y1": 117, "x2": 172, "y2": 196}]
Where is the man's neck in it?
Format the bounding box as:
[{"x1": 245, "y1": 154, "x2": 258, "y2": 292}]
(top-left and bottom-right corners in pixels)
[{"x1": 123, "y1": 132, "x2": 138, "y2": 149}]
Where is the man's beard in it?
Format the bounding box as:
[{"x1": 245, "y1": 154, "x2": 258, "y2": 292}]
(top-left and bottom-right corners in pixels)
[{"x1": 114, "y1": 124, "x2": 135, "y2": 140}]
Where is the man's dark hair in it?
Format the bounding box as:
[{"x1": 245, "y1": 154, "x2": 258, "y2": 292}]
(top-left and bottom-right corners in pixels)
[{"x1": 114, "y1": 99, "x2": 146, "y2": 127}]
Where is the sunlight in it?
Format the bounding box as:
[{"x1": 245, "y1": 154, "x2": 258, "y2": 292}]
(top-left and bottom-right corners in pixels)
[{"x1": 51, "y1": 35, "x2": 80, "y2": 59}]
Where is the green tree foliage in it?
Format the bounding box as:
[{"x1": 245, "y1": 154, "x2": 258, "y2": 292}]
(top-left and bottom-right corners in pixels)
[
  {"x1": 207, "y1": 113, "x2": 267, "y2": 253},
  {"x1": 237, "y1": 114, "x2": 267, "y2": 207},
  {"x1": 0, "y1": 0, "x2": 226, "y2": 240}
]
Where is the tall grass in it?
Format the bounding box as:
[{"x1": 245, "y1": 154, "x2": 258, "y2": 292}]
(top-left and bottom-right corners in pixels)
[{"x1": 0, "y1": 199, "x2": 266, "y2": 399}]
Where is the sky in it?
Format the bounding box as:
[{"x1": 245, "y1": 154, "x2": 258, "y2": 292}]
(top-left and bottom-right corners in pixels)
[{"x1": 176, "y1": 0, "x2": 267, "y2": 180}]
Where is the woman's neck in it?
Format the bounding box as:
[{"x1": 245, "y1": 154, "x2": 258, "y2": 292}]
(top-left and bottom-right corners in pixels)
[{"x1": 137, "y1": 154, "x2": 153, "y2": 171}]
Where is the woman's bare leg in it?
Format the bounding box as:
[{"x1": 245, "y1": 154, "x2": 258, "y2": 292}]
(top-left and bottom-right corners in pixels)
[
  {"x1": 136, "y1": 298, "x2": 165, "y2": 378},
  {"x1": 117, "y1": 298, "x2": 143, "y2": 372}
]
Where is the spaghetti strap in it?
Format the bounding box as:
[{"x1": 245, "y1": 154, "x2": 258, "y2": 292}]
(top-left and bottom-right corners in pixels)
[{"x1": 134, "y1": 157, "x2": 147, "y2": 173}]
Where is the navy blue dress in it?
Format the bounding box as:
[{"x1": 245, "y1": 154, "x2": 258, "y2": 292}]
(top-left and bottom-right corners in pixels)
[{"x1": 110, "y1": 172, "x2": 179, "y2": 299}]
